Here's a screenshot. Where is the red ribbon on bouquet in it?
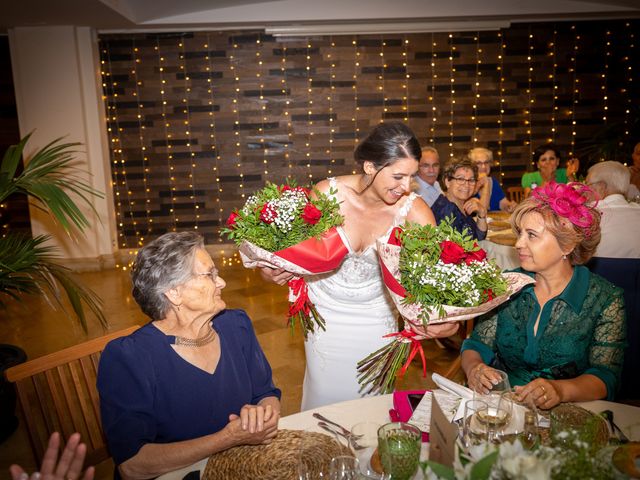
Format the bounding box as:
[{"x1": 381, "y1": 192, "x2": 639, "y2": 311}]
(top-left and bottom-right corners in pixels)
[
  {"x1": 383, "y1": 328, "x2": 427, "y2": 378},
  {"x1": 275, "y1": 227, "x2": 348, "y2": 273},
  {"x1": 288, "y1": 277, "x2": 311, "y2": 317}
]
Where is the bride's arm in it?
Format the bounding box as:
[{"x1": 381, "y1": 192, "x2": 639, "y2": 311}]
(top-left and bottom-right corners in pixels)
[{"x1": 405, "y1": 196, "x2": 436, "y2": 226}]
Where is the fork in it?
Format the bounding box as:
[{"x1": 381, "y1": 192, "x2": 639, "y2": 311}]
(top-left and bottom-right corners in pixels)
[
  {"x1": 317, "y1": 422, "x2": 366, "y2": 450},
  {"x1": 312, "y1": 412, "x2": 355, "y2": 438}
]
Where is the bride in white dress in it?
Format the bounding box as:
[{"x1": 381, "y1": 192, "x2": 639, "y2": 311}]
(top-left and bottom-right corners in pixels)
[{"x1": 262, "y1": 123, "x2": 458, "y2": 409}]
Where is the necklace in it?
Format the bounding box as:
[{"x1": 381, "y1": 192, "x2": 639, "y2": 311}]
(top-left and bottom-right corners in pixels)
[{"x1": 174, "y1": 325, "x2": 216, "y2": 347}]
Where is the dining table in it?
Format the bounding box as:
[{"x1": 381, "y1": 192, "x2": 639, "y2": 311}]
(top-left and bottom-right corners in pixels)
[
  {"x1": 480, "y1": 210, "x2": 519, "y2": 271},
  {"x1": 156, "y1": 393, "x2": 640, "y2": 479}
]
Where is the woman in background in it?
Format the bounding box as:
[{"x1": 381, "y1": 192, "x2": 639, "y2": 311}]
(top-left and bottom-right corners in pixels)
[
  {"x1": 461, "y1": 183, "x2": 626, "y2": 409},
  {"x1": 431, "y1": 158, "x2": 487, "y2": 240},
  {"x1": 521, "y1": 143, "x2": 579, "y2": 197},
  {"x1": 468, "y1": 147, "x2": 517, "y2": 212}
]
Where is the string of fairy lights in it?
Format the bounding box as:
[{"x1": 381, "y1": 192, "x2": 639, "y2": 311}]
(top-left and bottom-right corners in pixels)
[
  {"x1": 327, "y1": 38, "x2": 336, "y2": 175},
  {"x1": 569, "y1": 25, "x2": 579, "y2": 156},
  {"x1": 204, "y1": 33, "x2": 224, "y2": 233},
  {"x1": 93, "y1": 22, "x2": 638, "y2": 248},
  {"x1": 497, "y1": 31, "x2": 505, "y2": 182},
  {"x1": 549, "y1": 28, "x2": 558, "y2": 143},
  {"x1": 526, "y1": 27, "x2": 534, "y2": 165}
]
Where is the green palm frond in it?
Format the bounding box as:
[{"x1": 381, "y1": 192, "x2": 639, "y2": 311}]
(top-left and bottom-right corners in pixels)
[
  {"x1": 0, "y1": 133, "x2": 104, "y2": 234},
  {"x1": 0, "y1": 135, "x2": 107, "y2": 331},
  {"x1": 0, "y1": 234, "x2": 107, "y2": 331}
]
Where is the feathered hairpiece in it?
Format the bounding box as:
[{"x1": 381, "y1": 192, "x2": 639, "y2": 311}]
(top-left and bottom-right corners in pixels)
[{"x1": 531, "y1": 182, "x2": 598, "y2": 237}]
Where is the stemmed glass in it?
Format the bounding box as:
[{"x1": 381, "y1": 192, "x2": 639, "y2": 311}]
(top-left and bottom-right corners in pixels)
[
  {"x1": 460, "y1": 399, "x2": 489, "y2": 448},
  {"x1": 492, "y1": 389, "x2": 539, "y2": 448},
  {"x1": 329, "y1": 456, "x2": 359, "y2": 480},
  {"x1": 349, "y1": 422, "x2": 390, "y2": 479}
]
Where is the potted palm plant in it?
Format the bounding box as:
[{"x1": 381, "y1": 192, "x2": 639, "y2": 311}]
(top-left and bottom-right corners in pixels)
[{"x1": 0, "y1": 133, "x2": 107, "y2": 442}]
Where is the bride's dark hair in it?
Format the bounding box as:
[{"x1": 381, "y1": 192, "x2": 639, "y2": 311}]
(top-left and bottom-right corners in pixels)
[{"x1": 354, "y1": 122, "x2": 422, "y2": 192}]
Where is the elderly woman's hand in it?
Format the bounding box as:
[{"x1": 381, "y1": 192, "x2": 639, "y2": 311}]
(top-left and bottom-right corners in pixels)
[
  {"x1": 9, "y1": 432, "x2": 95, "y2": 480},
  {"x1": 411, "y1": 322, "x2": 459, "y2": 339},
  {"x1": 225, "y1": 406, "x2": 279, "y2": 446},
  {"x1": 466, "y1": 363, "x2": 505, "y2": 395},
  {"x1": 514, "y1": 379, "x2": 561, "y2": 410},
  {"x1": 259, "y1": 267, "x2": 295, "y2": 286}
]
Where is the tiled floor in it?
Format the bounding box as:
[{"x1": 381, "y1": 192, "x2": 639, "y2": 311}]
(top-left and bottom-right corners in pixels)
[{"x1": 0, "y1": 251, "x2": 461, "y2": 478}]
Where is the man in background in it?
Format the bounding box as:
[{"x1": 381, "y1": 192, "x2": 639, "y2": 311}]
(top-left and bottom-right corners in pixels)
[
  {"x1": 587, "y1": 161, "x2": 640, "y2": 259},
  {"x1": 415, "y1": 146, "x2": 442, "y2": 207}
]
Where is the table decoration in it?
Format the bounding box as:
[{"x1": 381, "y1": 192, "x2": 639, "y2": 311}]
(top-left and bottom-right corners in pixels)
[
  {"x1": 356, "y1": 218, "x2": 535, "y2": 394},
  {"x1": 421, "y1": 403, "x2": 625, "y2": 480},
  {"x1": 222, "y1": 181, "x2": 346, "y2": 337},
  {"x1": 202, "y1": 429, "x2": 350, "y2": 480}
]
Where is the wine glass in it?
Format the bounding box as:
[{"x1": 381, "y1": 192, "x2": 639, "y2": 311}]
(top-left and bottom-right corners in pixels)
[
  {"x1": 460, "y1": 399, "x2": 489, "y2": 448},
  {"x1": 472, "y1": 368, "x2": 511, "y2": 434},
  {"x1": 329, "y1": 456, "x2": 359, "y2": 480},
  {"x1": 377, "y1": 422, "x2": 421, "y2": 480},
  {"x1": 497, "y1": 389, "x2": 539, "y2": 448},
  {"x1": 349, "y1": 422, "x2": 389, "y2": 479}
]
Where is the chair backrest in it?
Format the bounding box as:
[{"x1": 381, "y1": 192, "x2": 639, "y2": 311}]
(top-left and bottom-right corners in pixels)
[
  {"x1": 507, "y1": 186, "x2": 524, "y2": 203},
  {"x1": 587, "y1": 257, "x2": 640, "y2": 400},
  {"x1": 4, "y1": 326, "x2": 139, "y2": 466}
]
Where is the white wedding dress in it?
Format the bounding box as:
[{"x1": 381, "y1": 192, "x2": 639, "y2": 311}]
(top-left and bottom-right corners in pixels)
[{"x1": 301, "y1": 178, "x2": 418, "y2": 410}]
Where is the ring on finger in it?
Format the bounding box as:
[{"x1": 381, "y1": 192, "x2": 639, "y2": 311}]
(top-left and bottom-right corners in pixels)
[
  {"x1": 542, "y1": 394, "x2": 548, "y2": 402},
  {"x1": 540, "y1": 385, "x2": 546, "y2": 393}
]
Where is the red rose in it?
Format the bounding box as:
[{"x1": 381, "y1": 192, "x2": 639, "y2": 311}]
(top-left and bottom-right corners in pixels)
[
  {"x1": 439, "y1": 240, "x2": 466, "y2": 264},
  {"x1": 484, "y1": 288, "x2": 495, "y2": 301},
  {"x1": 226, "y1": 211, "x2": 239, "y2": 228},
  {"x1": 259, "y1": 203, "x2": 277, "y2": 224},
  {"x1": 465, "y1": 247, "x2": 487, "y2": 265},
  {"x1": 388, "y1": 226, "x2": 403, "y2": 246},
  {"x1": 301, "y1": 203, "x2": 322, "y2": 225}
]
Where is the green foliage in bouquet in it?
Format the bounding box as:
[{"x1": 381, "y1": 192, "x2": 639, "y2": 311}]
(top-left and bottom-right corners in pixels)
[
  {"x1": 221, "y1": 181, "x2": 343, "y2": 251},
  {"x1": 398, "y1": 217, "x2": 509, "y2": 324}
]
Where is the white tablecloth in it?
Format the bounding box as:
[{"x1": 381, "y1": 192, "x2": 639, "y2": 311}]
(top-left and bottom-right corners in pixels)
[{"x1": 157, "y1": 394, "x2": 640, "y2": 479}]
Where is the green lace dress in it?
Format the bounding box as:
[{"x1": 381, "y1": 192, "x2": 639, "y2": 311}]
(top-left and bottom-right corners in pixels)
[{"x1": 461, "y1": 266, "x2": 627, "y2": 399}]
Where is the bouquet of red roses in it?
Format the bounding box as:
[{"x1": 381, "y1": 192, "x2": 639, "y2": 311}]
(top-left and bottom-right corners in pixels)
[
  {"x1": 357, "y1": 218, "x2": 534, "y2": 394},
  {"x1": 222, "y1": 181, "x2": 347, "y2": 337}
]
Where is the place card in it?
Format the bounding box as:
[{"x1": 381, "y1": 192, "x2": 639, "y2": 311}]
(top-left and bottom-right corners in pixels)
[{"x1": 427, "y1": 395, "x2": 459, "y2": 467}]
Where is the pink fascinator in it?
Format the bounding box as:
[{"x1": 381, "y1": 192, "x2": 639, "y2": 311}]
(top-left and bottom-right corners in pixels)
[{"x1": 531, "y1": 182, "x2": 598, "y2": 237}]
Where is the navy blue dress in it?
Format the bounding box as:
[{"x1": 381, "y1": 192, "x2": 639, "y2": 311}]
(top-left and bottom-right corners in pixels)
[
  {"x1": 97, "y1": 309, "x2": 281, "y2": 468},
  {"x1": 431, "y1": 194, "x2": 487, "y2": 240}
]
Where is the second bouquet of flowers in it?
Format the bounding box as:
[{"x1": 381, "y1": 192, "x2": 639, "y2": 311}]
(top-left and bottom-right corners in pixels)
[
  {"x1": 222, "y1": 181, "x2": 347, "y2": 337},
  {"x1": 357, "y1": 217, "x2": 534, "y2": 394}
]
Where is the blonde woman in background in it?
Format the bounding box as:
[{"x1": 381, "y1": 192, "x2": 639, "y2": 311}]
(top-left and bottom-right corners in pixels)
[{"x1": 468, "y1": 147, "x2": 517, "y2": 212}]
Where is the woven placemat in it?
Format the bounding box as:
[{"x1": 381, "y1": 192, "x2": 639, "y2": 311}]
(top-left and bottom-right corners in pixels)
[
  {"x1": 202, "y1": 429, "x2": 352, "y2": 480},
  {"x1": 540, "y1": 403, "x2": 609, "y2": 446}
]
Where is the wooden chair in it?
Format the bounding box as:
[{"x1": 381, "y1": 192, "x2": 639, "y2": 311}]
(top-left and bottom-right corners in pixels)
[
  {"x1": 506, "y1": 186, "x2": 525, "y2": 204},
  {"x1": 4, "y1": 326, "x2": 139, "y2": 466}
]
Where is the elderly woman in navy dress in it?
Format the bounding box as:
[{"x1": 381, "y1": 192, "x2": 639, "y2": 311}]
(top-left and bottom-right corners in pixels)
[{"x1": 97, "y1": 231, "x2": 280, "y2": 479}]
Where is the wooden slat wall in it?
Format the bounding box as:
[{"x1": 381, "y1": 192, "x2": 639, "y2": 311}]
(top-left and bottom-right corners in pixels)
[{"x1": 99, "y1": 20, "x2": 639, "y2": 248}]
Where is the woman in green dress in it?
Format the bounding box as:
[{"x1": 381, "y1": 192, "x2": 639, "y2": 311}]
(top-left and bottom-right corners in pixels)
[
  {"x1": 521, "y1": 143, "x2": 579, "y2": 198},
  {"x1": 461, "y1": 182, "x2": 626, "y2": 409}
]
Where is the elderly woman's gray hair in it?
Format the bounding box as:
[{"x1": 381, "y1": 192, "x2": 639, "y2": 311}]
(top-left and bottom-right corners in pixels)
[
  {"x1": 587, "y1": 161, "x2": 630, "y2": 196},
  {"x1": 468, "y1": 147, "x2": 493, "y2": 163},
  {"x1": 131, "y1": 231, "x2": 205, "y2": 320}
]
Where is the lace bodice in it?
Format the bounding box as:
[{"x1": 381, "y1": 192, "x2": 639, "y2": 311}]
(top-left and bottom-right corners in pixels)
[{"x1": 307, "y1": 177, "x2": 418, "y2": 305}]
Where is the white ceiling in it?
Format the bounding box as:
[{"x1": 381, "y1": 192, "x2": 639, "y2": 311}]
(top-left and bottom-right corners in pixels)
[{"x1": 2, "y1": 0, "x2": 639, "y2": 33}]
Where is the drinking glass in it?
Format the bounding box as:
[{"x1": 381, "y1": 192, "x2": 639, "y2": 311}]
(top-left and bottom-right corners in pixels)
[
  {"x1": 349, "y1": 422, "x2": 389, "y2": 480},
  {"x1": 329, "y1": 456, "x2": 359, "y2": 480},
  {"x1": 472, "y1": 368, "x2": 511, "y2": 439},
  {"x1": 460, "y1": 399, "x2": 489, "y2": 448},
  {"x1": 499, "y1": 390, "x2": 539, "y2": 448},
  {"x1": 377, "y1": 422, "x2": 421, "y2": 480}
]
